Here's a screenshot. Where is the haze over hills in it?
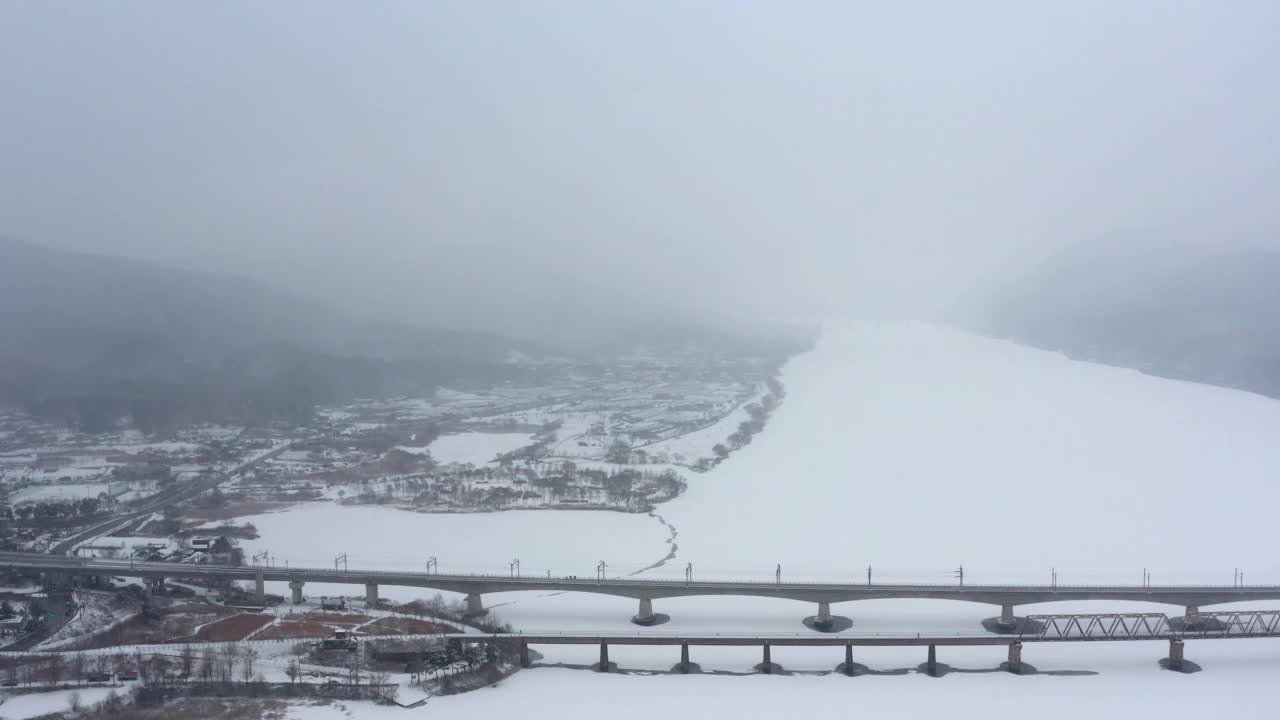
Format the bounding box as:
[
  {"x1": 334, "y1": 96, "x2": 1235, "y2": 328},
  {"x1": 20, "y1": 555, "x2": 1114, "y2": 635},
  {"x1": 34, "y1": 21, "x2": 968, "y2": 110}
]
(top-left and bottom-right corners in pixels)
[
  {"x1": 0, "y1": 238, "x2": 526, "y2": 432},
  {"x1": 978, "y1": 243, "x2": 1280, "y2": 400},
  {"x1": 0, "y1": 238, "x2": 810, "y2": 434}
]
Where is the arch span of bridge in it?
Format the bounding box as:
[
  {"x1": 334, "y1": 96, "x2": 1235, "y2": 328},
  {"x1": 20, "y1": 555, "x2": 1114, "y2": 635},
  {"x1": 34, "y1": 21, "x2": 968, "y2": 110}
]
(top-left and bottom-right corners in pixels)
[{"x1": 4, "y1": 552, "x2": 1275, "y2": 631}]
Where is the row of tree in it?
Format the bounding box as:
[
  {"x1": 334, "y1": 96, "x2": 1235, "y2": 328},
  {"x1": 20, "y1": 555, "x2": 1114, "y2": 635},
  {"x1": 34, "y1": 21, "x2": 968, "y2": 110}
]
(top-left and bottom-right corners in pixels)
[
  {"x1": 705, "y1": 377, "x2": 786, "y2": 468},
  {"x1": 2, "y1": 495, "x2": 106, "y2": 522}
]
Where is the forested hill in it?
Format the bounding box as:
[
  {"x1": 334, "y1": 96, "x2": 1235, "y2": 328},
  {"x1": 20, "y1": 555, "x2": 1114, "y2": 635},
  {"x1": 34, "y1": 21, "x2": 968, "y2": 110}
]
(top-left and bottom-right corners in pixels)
[
  {"x1": 0, "y1": 238, "x2": 522, "y2": 432},
  {"x1": 979, "y1": 244, "x2": 1280, "y2": 399}
]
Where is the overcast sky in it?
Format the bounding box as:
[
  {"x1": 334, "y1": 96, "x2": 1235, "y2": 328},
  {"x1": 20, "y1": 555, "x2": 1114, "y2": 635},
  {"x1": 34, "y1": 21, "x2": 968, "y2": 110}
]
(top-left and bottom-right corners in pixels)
[{"x1": 2, "y1": 1, "x2": 1278, "y2": 327}]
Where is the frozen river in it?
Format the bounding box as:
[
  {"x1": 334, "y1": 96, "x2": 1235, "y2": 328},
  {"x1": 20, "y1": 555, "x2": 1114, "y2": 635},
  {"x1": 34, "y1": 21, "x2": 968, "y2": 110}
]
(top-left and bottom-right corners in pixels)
[{"x1": 238, "y1": 322, "x2": 1280, "y2": 631}]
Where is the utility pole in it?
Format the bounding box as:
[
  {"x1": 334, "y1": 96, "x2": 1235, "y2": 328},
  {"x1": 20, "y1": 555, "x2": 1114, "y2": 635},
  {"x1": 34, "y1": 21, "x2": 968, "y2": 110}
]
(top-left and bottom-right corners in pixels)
[
  {"x1": 867, "y1": 565, "x2": 872, "y2": 587},
  {"x1": 776, "y1": 564, "x2": 782, "y2": 585},
  {"x1": 955, "y1": 565, "x2": 964, "y2": 589},
  {"x1": 426, "y1": 556, "x2": 437, "y2": 575},
  {"x1": 685, "y1": 562, "x2": 693, "y2": 584},
  {"x1": 597, "y1": 560, "x2": 607, "y2": 582},
  {"x1": 252, "y1": 551, "x2": 268, "y2": 566},
  {"x1": 510, "y1": 558, "x2": 520, "y2": 578},
  {"x1": 1051, "y1": 568, "x2": 1057, "y2": 588},
  {"x1": 335, "y1": 553, "x2": 347, "y2": 572}
]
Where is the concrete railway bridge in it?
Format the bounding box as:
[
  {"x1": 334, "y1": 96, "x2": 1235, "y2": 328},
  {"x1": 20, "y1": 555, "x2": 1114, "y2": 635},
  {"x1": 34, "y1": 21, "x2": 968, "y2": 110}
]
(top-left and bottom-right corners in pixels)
[{"x1": 3, "y1": 552, "x2": 1277, "y2": 632}]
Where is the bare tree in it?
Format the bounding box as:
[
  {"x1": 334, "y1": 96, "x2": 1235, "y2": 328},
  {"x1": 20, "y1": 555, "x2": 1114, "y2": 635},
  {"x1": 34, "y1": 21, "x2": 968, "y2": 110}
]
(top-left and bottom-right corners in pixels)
[
  {"x1": 48, "y1": 655, "x2": 65, "y2": 686},
  {"x1": 68, "y1": 691, "x2": 82, "y2": 713},
  {"x1": 134, "y1": 650, "x2": 149, "y2": 685},
  {"x1": 240, "y1": 648, "x2": 258, "y2": 683},
  {"x1": 199, "y1": 649, "x2": 217, "y2": 682},
  {"x1": 148, "y1": 656, "x2": 172, "y2": 685},
  {"x1": 70, "y1": 653, "x2": 87, "y2": 685},
  {"x1": 102, "y1": 689, "x2": 123, "y2": 715},
  {"x1": 285, "y1": 659, "x2": 301, "y2": 684},
  {"x1": 179, "y1": 644, "x2": 195, "y2": 678},
  {"x1": 219, "y1": 643, "x2": 239, "y2": 682}
]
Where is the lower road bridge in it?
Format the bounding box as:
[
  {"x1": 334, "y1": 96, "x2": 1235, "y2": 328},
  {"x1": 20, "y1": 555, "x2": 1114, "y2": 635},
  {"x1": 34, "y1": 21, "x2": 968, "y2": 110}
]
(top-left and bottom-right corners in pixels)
[
  {"x1": 500, "y1": 610, "x2": 1280, "y2": 675},
  {"x1": 4, "y1": 551, "x2": 1277, "y2": 632},
  {"x1": 10, "y1": 612, "x2": 1279, "y2": 676}
]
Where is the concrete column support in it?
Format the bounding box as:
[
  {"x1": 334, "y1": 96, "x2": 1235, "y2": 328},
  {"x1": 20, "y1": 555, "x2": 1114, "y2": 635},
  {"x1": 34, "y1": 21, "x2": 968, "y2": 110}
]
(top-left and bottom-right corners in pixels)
[
  {"x1": 1007, "y1": 641, "x2": 1022, "y2": 674},
  {"x1": 634, "y1": 596, "x2": 655, "y2": 625},
  {"x1": 465, "y1": 593, "x2": 486, "y2": 617},
  {"x1": 816, "y1": 601, "x2": 832, "y2": 629},
  {"x1": 254, "y1": 570, "x2": 266, "y2": 604},
  {"x1": 844, "y1": 644, "x2": 854, "y2": 676},
  {"x1": 519, "y1": 640, "x2": 530, "y2": 668},
  {"x1": 762, "y1": 642, "x2": 772, "y2": 674},
  {"x1": 288, "y1": 579, "x2": 305, "y2": 604},
  {"x1": 364, "y1": 583, "x2": 379, "y2": 606},
  {"x1": 927, "y1": 645, "x2": 937, "y2": 676},
  {"x1": 1000, "y1": 604, "x2": 1016, "y2": 629},
  {"x1": 599, "y1": 642, "x2": 610, "y2": 672},
  {"x1": 1168, "y1": 639, "x2": 1185, "y2": 670},
  {"x1": 144, "y1": 576, "x2": 166, "y2": 597},
  {"x1": 680, "y1": 643, "x2": 690, "y2": 673}
]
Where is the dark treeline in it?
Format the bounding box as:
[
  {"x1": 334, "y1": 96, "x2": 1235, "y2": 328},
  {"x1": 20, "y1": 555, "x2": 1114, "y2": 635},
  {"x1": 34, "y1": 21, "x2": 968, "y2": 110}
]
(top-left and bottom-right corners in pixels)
[
  {"x1": 1, "y1": 238, "x2": 814, "y2": 434},
  {"x1": 981, "y1": 245, "x2": 1280, "y2": 400},
  {"x1": 0, "y1": 239, "x2": 523, "y2": 433}
]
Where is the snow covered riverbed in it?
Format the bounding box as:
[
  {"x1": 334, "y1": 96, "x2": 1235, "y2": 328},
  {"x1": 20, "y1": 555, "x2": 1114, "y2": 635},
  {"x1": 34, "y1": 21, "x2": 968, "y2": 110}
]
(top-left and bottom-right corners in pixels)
[{"x1": 230, "y1": 321, "x2": 1280, "y2": 718}]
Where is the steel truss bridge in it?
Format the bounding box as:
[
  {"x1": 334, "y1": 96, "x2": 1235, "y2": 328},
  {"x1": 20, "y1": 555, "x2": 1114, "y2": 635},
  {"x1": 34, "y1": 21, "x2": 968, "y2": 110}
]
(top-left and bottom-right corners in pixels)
[{"x1": 7, "y1": 610, "x2": 1278, "y2": 676}]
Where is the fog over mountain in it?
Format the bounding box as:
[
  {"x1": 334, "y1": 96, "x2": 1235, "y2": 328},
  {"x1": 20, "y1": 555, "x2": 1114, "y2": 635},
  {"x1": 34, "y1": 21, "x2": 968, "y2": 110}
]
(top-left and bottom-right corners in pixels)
[
  {"x1": 978, "y1": 240, "x2": 1280, "y2": 399},
  {"x1": 2, "y1": 2, "x2": 1280, "y2": 414},
  {"x1": 0, "y1": 238, "x2": 529, "y2": 431}
]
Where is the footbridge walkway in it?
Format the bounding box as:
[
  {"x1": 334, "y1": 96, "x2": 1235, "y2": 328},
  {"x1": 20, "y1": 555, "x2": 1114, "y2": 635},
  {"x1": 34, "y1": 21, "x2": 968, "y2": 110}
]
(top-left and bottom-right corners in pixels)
[{"x1": 4, "y1": 551, "x2": 1276, "y2": 631}]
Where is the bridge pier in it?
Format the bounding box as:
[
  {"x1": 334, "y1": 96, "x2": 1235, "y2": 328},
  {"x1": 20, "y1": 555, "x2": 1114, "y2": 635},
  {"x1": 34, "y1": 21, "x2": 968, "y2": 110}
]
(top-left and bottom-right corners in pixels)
[
  {"x1": 599, "y1": 642, "x2": 609, "y2": 672},
  {"x1": 464, "y1": 593, "x2": 487, "y2": 617},
  {"x1": 365, "y1": 583, "x2": 379, "y2": 606},
  {"x1": 144, "y1": 576, "x2": 165, "y2": 596},
  {"x1": 255, "y1": 570, "x2": 266, "y2": 604},
  {"x1": 519, "y1": 640, "x2": 530, "y2": 668},
  {"x1": 762, "y1": 642, "x2": 772, "y2": 674},
  {"x1": 633, "y1": 596, "x2": 656, "y2": 625},
  {"x1": 844, "y1": 643, "x2": 854, "y2": 676},
  {"x1": 1182, "y1": 605, "x2": 1202, "y2": 629},
  {"x1": 815, "y1": 601, "x2": 833, "y2": 630},
  {"x1": 1167, "y1": 639, "x2": 1185, "y2": 670},
  {"x1": 680, "y1": 643, "x2": 690, "y2": 673},
  {"x1": 927, "y1": 645, "x2": 937, "y2": 676},
  {"x1": 999, "y1": 604, "x2": 1016, "y2": 630},
  {"x1": 289, "y1": 579, "x2": 305, "y2": 604},
  {"x1": 1007, "y1": 641, "x2": 1023, "y2": 674}
]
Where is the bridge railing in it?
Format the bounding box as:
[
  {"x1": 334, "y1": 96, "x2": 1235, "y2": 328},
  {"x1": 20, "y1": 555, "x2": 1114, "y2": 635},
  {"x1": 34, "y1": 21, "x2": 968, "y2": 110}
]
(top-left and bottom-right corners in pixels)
[{"x1": 13, "y1": 554, "x2": 1280, "y2": 592}]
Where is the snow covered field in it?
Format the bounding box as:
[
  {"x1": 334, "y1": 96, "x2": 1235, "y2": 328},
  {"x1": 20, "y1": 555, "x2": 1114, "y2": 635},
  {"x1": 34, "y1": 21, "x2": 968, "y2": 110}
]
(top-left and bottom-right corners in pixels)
[
  {"x1": 9, "y1": 482, "x2": 109, "y2": 504},
  {"x1": 229, "y1": 322, "x2": 1280, "y2": 717},
  {"x1": 421, "y1": 432, "x2": 534, "y2": 466},
  {"x1": 0, "y1": 687, "x2": 121, "y2": 719},
  {"x1": 237, "y1": 503, "x2": 671, "y2": 580}
]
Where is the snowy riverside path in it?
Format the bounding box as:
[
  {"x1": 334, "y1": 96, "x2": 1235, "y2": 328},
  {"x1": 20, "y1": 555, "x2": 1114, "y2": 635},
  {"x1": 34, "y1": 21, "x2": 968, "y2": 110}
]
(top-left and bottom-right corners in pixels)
[{"x1": 237, "y1": 322, "x2": 1280, "y2": 717}]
